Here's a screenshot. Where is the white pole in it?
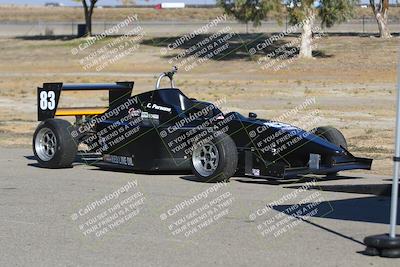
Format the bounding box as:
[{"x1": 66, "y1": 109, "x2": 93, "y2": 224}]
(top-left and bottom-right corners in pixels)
[{"x1": 389, "y1": 48, "x2": 400, "y2": 238}]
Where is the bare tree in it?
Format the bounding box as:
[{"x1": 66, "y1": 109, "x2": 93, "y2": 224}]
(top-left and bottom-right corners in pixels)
[
  {"x1": 369, "y1": 0, "x2": 392, "y2": 38},
  {"x1": 74, "y1": 0, "x2": 135, "y2": 37},
  {"x1": 73, "y1": 0, "x2": 97, "y2": 36},
  {"x1": 82, "y1": 0, "x2": 97, "y2": 36}
]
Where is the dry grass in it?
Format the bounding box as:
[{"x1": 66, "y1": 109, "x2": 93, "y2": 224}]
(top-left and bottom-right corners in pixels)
[
  {"x1": 0, "y1": 5, "x2": 399, "y2": 22},
  {"x1": 0, "y1": 6, "x2": 224, "y2": 22}
]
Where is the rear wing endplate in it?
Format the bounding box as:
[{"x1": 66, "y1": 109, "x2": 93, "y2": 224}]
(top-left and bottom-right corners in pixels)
[{"x1": 37, "y1": 82, "x2": 134, "y2": 121}]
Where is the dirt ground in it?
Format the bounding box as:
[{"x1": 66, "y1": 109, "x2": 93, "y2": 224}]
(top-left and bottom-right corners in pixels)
[
  {"x1": 0, "y1": 25, "x2": 398, "y2": 175},
  {"x1": 0, "y1": 6, "x2": 224, "y2": 22},
  {"x1": 0, "y1": 5, "x2": 399, "y2": 22}
]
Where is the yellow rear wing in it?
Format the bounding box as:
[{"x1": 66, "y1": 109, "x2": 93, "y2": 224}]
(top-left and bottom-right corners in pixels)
[
  {"x1": 55, "y1": 107, "x2": 108, "y2": 117},
  {"x1": 37, "y1": 82, "x2": 134, "y2": 121}
]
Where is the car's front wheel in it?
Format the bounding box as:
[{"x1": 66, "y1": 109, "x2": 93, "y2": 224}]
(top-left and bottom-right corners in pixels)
[
  {"x1": 312, "y1": 126, "x2": 348, "y2": 177},
  {"x1": 190, "y1": 132, "x2": 238, "y2": 182},
  {"x1": 33, "y1": 119, "x2": 77, "y2": 168}
]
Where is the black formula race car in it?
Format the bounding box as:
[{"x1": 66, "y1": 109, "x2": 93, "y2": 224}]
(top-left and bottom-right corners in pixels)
[{"x1": 33, "y1": 67, "x2": 372, "y2": 182}]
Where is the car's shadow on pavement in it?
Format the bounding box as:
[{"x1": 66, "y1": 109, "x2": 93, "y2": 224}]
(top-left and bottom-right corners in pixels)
[
  {"x1": 90, "y1": 166, "x2": 192, "y2": 176},
  {"x1": 272, "y1": 196, "x2": 399, "y2": 225},
  {"x1": 179, "y1": 175, "x2": 231, "y2": 183},
  {"x1": 25, "y1": 154, "x2": 193, "y2": 175},
  {"x1": 25, "y1": 154, "x2": 88, "y2": 169},
  {"x1": 25, "y1": 155, "x2": 368, "y2": 188},
  {"x1": 285, "y1": 183, "x2": 398, "y2": 197},
  {"x1": 233, "y1": 175, "x2": 363, "y2": 185},
  {"x1": 27, "y1": 162, "x2": 74, "y2": 169},
  {"x1": 266, "y1": 195, "x2": 399, "y2": 253},
  {"x1": 179, "y1": 174, "x2": 363, "y2": 184}
]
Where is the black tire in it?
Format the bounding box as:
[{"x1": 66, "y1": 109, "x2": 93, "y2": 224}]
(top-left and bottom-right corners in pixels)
[
  {"x1": 190, "y1": 132, "x2": 238, "y2": 182},
  {"x1": 313, "y1": 126, "x2": 347, "y2": 149},
  {"x1": 312, "y1": 126, "x2": 347, "y2": 176},
  {"x1": 33, "y1": 119, "x2": 78, "y2": 168}
]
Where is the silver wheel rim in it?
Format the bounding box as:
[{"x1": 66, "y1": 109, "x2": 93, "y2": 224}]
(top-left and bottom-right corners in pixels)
[
  {"x1": 192, "y1": 142, "x2": 219, "y2": 177},
  {"x1": 35, "y1": 127, "x2": 57, "y2": 161}
]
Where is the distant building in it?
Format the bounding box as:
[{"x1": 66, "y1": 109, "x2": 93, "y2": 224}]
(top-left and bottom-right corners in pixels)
[
  {"x1": 155, "y1": 2, "x2": 186, "y2": 9},
  {"x1": 44, "y1": 2, "x2": 63, "y2": 7},
  {"x1": 136, "y1": 0, "x2": 214, "y2": 6}
]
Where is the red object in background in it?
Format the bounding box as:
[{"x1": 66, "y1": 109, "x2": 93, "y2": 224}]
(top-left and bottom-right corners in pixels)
[{"x1": 154, "y1": 4, "x2": 161, "y2": 9}]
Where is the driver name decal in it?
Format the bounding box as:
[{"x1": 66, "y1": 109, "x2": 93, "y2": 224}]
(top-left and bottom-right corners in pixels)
[{"x1": 146, "y1": 103, "x2": 172, "y2": 113}]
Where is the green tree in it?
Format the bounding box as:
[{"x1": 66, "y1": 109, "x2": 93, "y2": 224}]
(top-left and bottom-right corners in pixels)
[
  {"x1": 286, "y1": 0, "x2": 356, "y2": 58},
  {"x1": 220, "y1": 0, "x2": 282, "y2": 26},
  {"x1": 221, "y1": 1, "x2": 356, "y2": 59},
  {"x1": 369, "y1": 0, "x2": 391, "y2": 38}
]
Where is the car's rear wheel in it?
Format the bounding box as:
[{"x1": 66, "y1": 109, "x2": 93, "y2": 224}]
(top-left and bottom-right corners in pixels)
[
  {"x1": 190, "y1": 132, "x2": 238, "y2": 182},
  {"x1": 313, "y1": 126, "x2": 348, "y2": 176},
  {"x1": 33, "y1": 119, "x2": 77, "y2": 168}
]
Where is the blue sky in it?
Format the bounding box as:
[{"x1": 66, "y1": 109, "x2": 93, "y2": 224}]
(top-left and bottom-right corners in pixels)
[
  {"x1": 0, "y1": 0, "x2": 397, "y2": 6},
  {"x1": 0, "y1": 0, "x2": 215, "y2": 5}
]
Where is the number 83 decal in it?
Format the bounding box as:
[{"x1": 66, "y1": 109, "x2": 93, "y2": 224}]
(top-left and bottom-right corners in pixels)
[{"x1": 39, "y1": 91, "x2": 56, "y2": 110}]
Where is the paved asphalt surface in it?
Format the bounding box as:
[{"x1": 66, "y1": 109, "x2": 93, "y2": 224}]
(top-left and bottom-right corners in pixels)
[{"x1": 0, "y1": 148, "x2": 399, "y2": 266}]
